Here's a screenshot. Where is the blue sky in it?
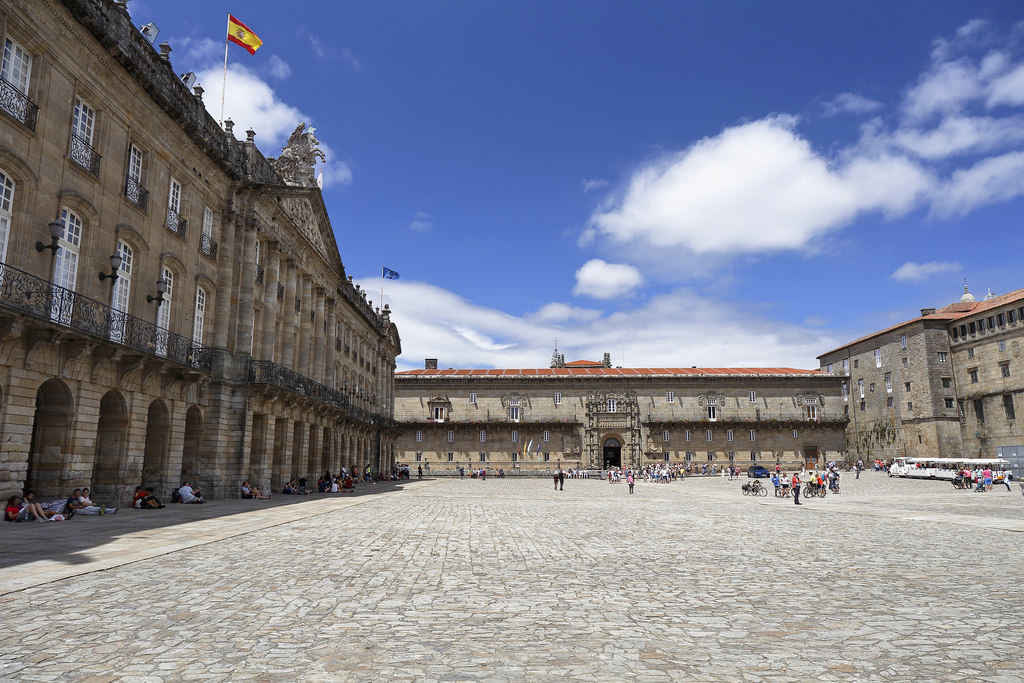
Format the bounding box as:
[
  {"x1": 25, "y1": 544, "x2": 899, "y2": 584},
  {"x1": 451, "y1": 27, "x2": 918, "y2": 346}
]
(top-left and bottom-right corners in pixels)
[{"x1": 133, "y1": 1, "x2": 1024, "y2": 371}]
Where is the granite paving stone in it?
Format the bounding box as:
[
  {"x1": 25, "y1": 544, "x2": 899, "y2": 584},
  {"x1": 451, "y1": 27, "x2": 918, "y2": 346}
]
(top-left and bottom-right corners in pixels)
[{"x1": 0, "y1": 472, "x2": 1022, "y2": 681}]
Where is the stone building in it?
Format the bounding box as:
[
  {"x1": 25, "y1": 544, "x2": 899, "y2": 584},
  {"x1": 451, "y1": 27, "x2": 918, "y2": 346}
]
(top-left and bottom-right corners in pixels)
[
  {"x1": 817, "y1": 286, "x2": 1024, "y2": 475},
  {"x1": 394, "y1": 355, "x2": 847, "y2": 473},
  {"x1": 0, "y1": 0, "x2": 400, "y2": 501}
]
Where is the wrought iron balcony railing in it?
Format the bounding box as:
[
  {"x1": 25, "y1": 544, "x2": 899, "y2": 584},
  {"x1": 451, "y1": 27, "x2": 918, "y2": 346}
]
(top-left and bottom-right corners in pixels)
[
  {"x1": 124, "y1": 175, "x2": 149, "y2": 211},
  {"x1": 247, "y1": 359, "x2": 381, "y2": 425},
  {"x1": 0, "y1": 261, "x2": 211, "y2": 372},
  {"x1": 200, "y1": 233, "x2": 218, "y2": 260},
  {"x1": 69, "y1": 133, "x2": 101, "y2": 176},
  {"x1": 166, "y1": 209, "x2": 187, "y2": 238},
  {"x1": 0, "y1": 76, "x2": 38, "y2": 132},
  {"x1": 254, "y1": 265, "x2": 264, "y2": 285}
]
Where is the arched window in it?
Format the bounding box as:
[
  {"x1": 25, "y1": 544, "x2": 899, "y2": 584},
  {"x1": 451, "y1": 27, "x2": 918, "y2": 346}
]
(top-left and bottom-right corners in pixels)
[
  {"x1": 0, "y1": 169, "x2": 14, "y2": 266},
  {"x1": 51, "y1": 207, "x2": 82, "y2": 324},
  {"x1": 155, "y1": 266, "x2": 174, "y2": 356},
  {"x1": 110, "y1": 240, "x2": 133, "y2": 343},
  {"x1": 193, "y1": 285, "x2": 207, "y2": 345}
]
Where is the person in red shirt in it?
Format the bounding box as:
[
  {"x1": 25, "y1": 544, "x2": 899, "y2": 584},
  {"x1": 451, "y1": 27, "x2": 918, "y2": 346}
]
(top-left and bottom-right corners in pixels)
[{"x1": 791, "y1": 473, "x2": 802, "y2": 505}]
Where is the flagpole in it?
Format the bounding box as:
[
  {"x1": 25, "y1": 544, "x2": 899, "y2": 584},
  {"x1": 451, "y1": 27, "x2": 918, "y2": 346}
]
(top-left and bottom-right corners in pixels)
[
  {"x1": 219, "y1": 13, "x2": 230, "y2": 127},
  {"x1": 379, "y1": 269, "x2": 385, "y2": 315}
]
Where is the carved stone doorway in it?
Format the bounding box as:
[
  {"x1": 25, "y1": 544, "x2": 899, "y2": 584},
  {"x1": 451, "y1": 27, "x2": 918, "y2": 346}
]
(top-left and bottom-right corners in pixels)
[{"x1": 603, "y1": 437, "x2": 622, "y2": 469}]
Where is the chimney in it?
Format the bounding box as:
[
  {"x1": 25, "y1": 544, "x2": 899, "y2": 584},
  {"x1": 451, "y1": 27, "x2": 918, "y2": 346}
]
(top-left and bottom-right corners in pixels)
[
  {"x1": 920, "y1": 308, "x2": 936, "y2": 316},
  {"x1": 425, "y1": 358, "x2": 438, "y2": 370},
  {"x1": 602, "y1": 352, "x2": 611, "y2": 368}
]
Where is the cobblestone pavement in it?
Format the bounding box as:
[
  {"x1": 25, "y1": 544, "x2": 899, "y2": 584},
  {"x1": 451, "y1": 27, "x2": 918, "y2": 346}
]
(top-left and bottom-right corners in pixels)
[{"x1": 2, "y1": 472, "x2": 1023, "y2": 682}]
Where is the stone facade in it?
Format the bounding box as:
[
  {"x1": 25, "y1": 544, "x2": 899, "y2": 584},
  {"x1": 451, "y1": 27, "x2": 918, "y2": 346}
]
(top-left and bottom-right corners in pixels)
[
  {"x1": 395, "y1": 358, "x2": 847, "y2": 473},
  {"x1": 0, "y1": 0, "x2": 399, "y2": 501},
  {"x1": 818, "y1": 287, "x2": 1024, "y2": 475}
]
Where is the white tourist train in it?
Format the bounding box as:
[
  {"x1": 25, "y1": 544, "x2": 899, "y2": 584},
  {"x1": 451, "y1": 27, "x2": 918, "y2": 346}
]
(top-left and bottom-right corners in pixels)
[{"x1": 888, "y1": 457, "x2": 1010, "y2": 480}]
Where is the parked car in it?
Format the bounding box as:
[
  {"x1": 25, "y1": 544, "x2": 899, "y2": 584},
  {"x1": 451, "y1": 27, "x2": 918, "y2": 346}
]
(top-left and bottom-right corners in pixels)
[{"x1": 747, "y1": 465, "x2": 771, "y2": 478}]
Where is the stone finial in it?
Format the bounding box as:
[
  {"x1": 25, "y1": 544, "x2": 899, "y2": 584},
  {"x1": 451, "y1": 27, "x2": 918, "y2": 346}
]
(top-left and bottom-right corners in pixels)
[
  {"x1": 193, "y1": 84, "x2": 204, "y2": 100},
  {"x1": 224, "y1": 118, "x2": 234, "y2": 134},
  {"x1": 158, "y1": 41, "x2": 172, "y2": 60},
  {"x1": 246, "y1": 128, "x2": 256, "y2": 143}
]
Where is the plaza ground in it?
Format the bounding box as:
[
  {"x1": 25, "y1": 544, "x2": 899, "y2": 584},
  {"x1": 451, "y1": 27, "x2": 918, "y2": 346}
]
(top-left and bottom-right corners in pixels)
[{"x1": 2, "y1": 473, "x2": 1023, "y2": 681}]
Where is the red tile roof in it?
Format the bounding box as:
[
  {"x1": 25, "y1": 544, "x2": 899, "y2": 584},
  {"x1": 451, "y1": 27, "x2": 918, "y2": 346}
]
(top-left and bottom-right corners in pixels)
[
  {"x1": 397, "y1": 366, "x2": 822, "y2": 377},
  {"x1": 818, "y1": 288, "x2": 1024, "y2": 359}
]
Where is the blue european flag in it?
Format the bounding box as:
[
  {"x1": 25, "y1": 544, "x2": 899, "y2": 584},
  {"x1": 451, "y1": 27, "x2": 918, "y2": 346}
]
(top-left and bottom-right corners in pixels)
[{"x1": 382, "y1": 267, "x2": 400, "y2": 280}]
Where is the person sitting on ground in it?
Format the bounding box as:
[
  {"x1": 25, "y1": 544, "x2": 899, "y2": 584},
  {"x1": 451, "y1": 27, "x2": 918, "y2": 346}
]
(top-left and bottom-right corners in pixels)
[
  {"x1": 283, "y1": 480, "x2": 298, "y2": 494},
  {"x1": 330, "y1": 477, "x2": 340, "y2": 493},
  {"x1": 177, "y1": 482, "x2": 205, "y2": 504},
  {"x1": 81, "y1": 487, "x2": 118, "y2": 514},
  {"x1": 66, "y1": 488, "x2": 107, "y2": 515},
  {"x1": 133, "y1": 486, "x2": 164, "y2": 509},
  {"x1": 241, "y1": 481, "x2": 270, "y2": 499},
  {"x1": 6, "y1": 494, "x2": 51, "y2": 522}
]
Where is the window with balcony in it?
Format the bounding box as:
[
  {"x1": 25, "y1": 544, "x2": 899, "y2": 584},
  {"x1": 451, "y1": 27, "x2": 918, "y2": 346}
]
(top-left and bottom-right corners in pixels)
[
  {"x1": 200, "y1": 206, "x2": 218, "y2": 259},
  {"x1": 1, "y1": 36, "x2": 37, "y2": 130},
  {"x1": 124, "y1": 144, "x2": 148, "y2": 210},
  {"x1": 509, "y1": 400, "x2": 520, "y2": 422},
  {"x1": 166, "y1": 178, "x2": 186, "y2": 237},
  {"x1": 154, "y1": 267, "x2": 174, "y2": 356},
  {"x1": 50, "y1": 207, "x2": 83, "y2": 325},
  {"x1": 69, "y1": 98, "x2": 101, "y2": 176},
  {"x1": 193, "y1": 286, "x2": 207, "y2": 347}
]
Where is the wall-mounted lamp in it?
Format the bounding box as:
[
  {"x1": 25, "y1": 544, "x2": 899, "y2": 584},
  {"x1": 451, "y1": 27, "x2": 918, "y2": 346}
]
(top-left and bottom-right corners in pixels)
[
  {"x1": 98, "y1": 253, "x2": 123, "y2": 283},
  {"x1": 147, "y1": 278, "x2": 167, "y2": 305},
  {"x1": 35, "y1": 219, "x2": 63, "y2": 254}
]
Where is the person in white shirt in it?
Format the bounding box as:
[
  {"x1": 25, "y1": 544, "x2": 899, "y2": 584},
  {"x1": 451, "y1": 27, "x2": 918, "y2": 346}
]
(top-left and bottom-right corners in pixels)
[{"x1": 178, "y1": 482, "x2": 205, "y2": 504}]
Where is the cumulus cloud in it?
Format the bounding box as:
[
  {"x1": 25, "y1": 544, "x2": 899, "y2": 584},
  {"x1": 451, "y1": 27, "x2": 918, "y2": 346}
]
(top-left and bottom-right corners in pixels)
[
  {"x1": 267, "y1": 55, "x2": 292, "y2": 80},
  {"x1": 822, "y1": 92, "x2": 883, "y2": 117},
  {"x1": 582, "y1": 178, "x2": 608, "y2": 193},
  {"x1": 588, "y1": 117, "x2": 929, "y2": 258},
  {"x1": 573, "y1": 259, "x2": 643, "y2": 299},
  {"x1": 366, "y1": 278, "x2": 838, "y2": 372},
  {"x1": 409, "y1": 211, "x2": 433, "y2": 232},
  {"x1": 584, "y1": 19, "x2": 1024, "y2": 271},
  {"x1": 193, "y1": 64, "x2": 353, "y2": 187},
  {"x1": 890, "y1": 261, "x2": 961, "y2": 282}
]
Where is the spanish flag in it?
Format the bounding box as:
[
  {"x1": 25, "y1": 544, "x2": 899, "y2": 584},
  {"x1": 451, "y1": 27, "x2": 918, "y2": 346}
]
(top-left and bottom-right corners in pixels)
[{"x1": 227, "y1": 15, "x2": 262, "y2": 55}]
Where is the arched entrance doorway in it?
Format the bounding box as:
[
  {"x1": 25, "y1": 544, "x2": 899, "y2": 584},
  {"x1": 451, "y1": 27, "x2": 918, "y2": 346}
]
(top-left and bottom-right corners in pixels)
[
  {"x1": 26, "y1": 379, "x2": 75, "y2": 496},
  {"x1": 94, "y1": 390, "x2": 129, "y2": 501},
  {"x1": 142, "y1": 399, "x2": 171, "y2": 495},
  {"x1": 181, "y1": 406, "x2": 203, "y2": 489},
  {"x1": 603, "y1": 437, "x2": 622, "y2": 469}
]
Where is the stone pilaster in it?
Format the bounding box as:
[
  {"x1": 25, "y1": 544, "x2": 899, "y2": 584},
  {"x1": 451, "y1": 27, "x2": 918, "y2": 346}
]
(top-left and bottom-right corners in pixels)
[
  {"x1": 281, "y1": 262, "x2": 297, "y2": 368},
  {"x1": 260, "y1": 243, "x2": 280, "y2": 361}
]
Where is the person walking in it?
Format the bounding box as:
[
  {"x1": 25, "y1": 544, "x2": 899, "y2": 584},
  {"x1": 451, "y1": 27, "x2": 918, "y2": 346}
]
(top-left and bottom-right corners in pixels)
[
  {"x1": 553, "y1": 471, "x2": 559, "y2": 490},
  {"x1": 558, "y1": 469, "x2": 565, "y2": 491},
  {"x1": 791, "y1": 472, "x2": 802, "y2": 505},
  {"x1": 417, "y1": 465, "x2": 423, "y2": 479},
  {"x1": 627, "y1": 472, "x2": 635, "y2": 494}
]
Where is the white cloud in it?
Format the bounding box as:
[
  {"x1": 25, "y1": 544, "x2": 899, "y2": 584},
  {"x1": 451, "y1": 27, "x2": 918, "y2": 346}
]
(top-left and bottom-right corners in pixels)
[
  {"x1": 931, "y1": 151, "x2": 1024, "y2": 217},
  {"x1": 902, "y1": 59, "x2": 984, "y2": 121},
  {"x1": 582, "y1": 178, "x2": 608, "y2": 193},
  {"x1": 573, "y1": 260, "x2": 643, "y2": 299},
  {"x1": 409, "y1": 211, "x2": 433, "y2": 232},
  {"x1": 589, "y1": 117, "x2": 930, "y2": 258},
  {"x1": 306, "y1": 33, "x2": 362, "y2": 71},
  {"x1": 988, "y1": 63, "x2": 1024, "y2": 107},
  {"x1": 822, "y1": 92, "x2": 882, "y2": 117},
  {"x1": 194, "y1": 64, "x2": 352, "y2": 187},
  {"x1": 369, "y1": 279, "x2": 837, "y2": 372},
  {"x1": 887, "y1": 115, "x2": 1024, "y2": 160},
  {"x1": 890, "y1": 261, "x2": 961, "y2": 282},
  {"x1": 267, "y1": 55, "x2": 292, "y2": 80}
]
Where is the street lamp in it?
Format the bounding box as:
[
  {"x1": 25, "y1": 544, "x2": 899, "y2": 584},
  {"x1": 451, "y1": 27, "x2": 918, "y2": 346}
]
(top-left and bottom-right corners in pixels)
[
  {"x1": 35, "y1": 218, "x2": 63, "y2": 254},
  {"x1": 98, "y1": 253, "x2": 123, "y2": 283},
  {"x1": 146, "y1": 278, "x2": 167, "y2": 305}
]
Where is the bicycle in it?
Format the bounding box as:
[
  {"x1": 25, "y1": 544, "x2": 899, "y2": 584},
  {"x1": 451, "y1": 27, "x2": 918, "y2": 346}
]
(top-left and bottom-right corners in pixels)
[{"x1": 742, "y1": 480, "x2": 768, "y2": 496}]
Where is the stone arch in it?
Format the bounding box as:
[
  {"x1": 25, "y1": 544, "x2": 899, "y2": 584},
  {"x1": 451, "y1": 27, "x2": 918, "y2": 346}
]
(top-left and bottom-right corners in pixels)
[
  {"x1": 93, "y1": 390, "x2": 129, "y2": 501},
  {"x1": 181, "y1": 406, "x2": 203, "y2": 489},
  {"x1": 57, "y1": 189, "x2": 100, "y2": 226},
  {"x1": 142, "y1": 399, "x2": 172, "y2": 496},
  {"x1": 115, "y1": 224, "x2": 149, "y2": 253},
  {"x1": 26, "y1": 378, "x2": 75, "y2": 497},
  {"x1": 602, "y1": 434, "x2": 623, "y2": 470}
]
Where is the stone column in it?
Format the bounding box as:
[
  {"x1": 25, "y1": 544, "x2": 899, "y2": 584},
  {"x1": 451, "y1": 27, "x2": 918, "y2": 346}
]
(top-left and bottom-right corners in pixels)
[
  {"x1": 235, "y1": 222, "x2": 257, "y2": 355},
  {"x1": 297, "y1": 277, "x2": 313, "y2": 372},
  {"x1": 281, "y1": 262, "x2": 297, "y2": 368},
  {"x1": 212, "y1": 210, "x2": 237, "y2": 349},
  {"x1": 325, "y1": 301, "x2": 338, "y2": 388},
  {"x1": 312, "y1": 289, "x2": 326, "y2": 383},
  {"x1": 259, "y1": 243, "x2": 280, "y2": 362}
]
